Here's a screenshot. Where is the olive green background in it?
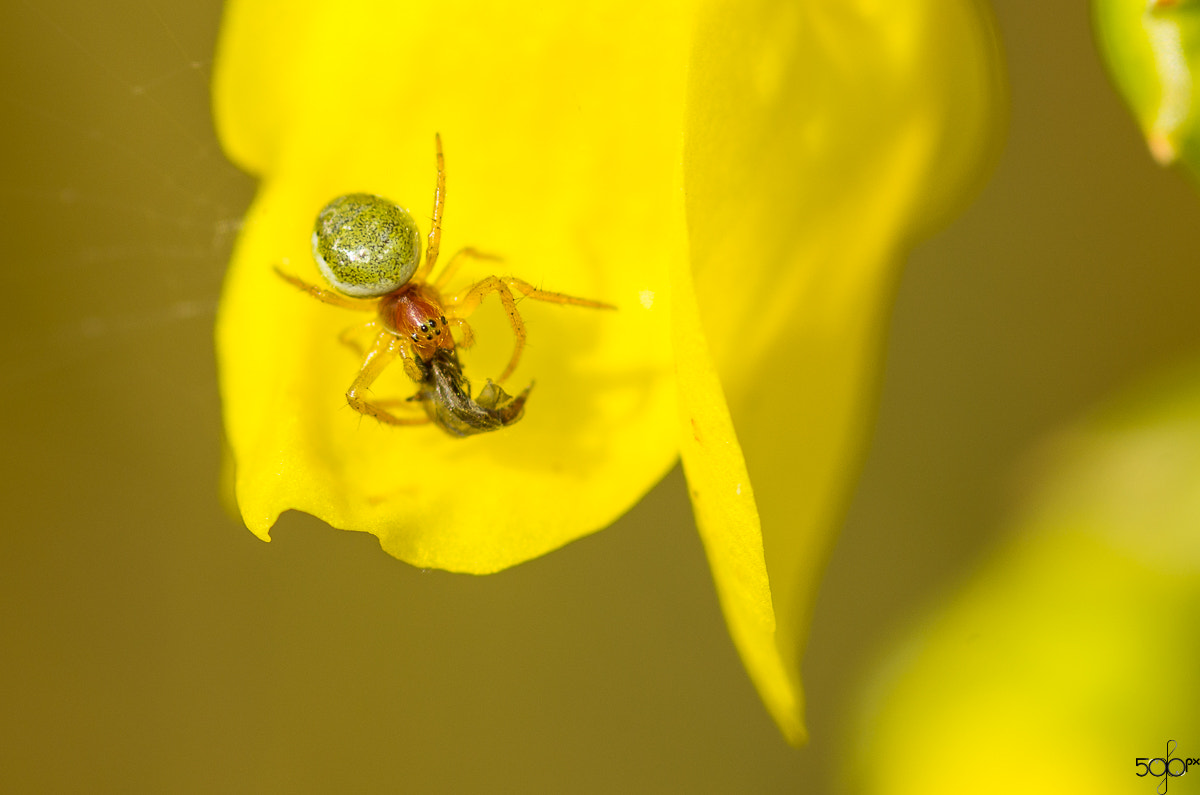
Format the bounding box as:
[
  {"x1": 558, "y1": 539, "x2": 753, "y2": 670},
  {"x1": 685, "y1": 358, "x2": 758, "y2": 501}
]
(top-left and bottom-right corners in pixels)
[{"x1": 2, "y1": 1, "x2": 1198, "y2": 792}]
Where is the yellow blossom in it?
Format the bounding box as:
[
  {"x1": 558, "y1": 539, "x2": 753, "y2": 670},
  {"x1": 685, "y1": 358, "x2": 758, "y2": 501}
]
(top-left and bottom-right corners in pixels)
[
  {"x1": 213, "y1": 0, "x2": 1004, "y2": 743},
  {"x1": 849, "y1": 361, "x2": 1200, "y2": 793}
]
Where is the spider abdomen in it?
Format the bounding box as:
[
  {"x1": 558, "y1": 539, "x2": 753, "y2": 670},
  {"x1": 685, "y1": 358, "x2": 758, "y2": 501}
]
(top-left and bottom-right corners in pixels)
[{"x1": 311, "y1": 193, "x2": 421, "y2": 298}]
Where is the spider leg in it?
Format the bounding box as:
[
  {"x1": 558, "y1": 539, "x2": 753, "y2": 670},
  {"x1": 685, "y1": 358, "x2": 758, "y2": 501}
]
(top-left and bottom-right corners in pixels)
[
  {"x1": 371, "y1": 397, "x2": 432, "y2": 420},
  {"x1": 447, "y1": 276, "x2": 580, "y2": 383},
  {"x1": 446, "y1": 276, "x2": 615, "y2": 383},
  {"x1": 346, "y1": 332, "x2": 429, "y2": 425},
  {"x1": 274, "y1": 266, "x2": 376, "y2": 311},
  {"x1": 338, "y1": 320, "x2": 380, "y2": 357},
  {"x1": 432, "y1": 247, "x2": 504, "y2": 291},
  {"x1": 411, "y1": 134, "x2": 447, "y2": 284},
  {"x1": 497, "y1": 276, "x2": 618, "y2": 311},
  {"x1": 397, "y1": 340, "x2": 427, "y2": 383},
  {"x1": 444, "y1": 276, "x2": 525, "y2": 383},
  {"x1": 446, "y1": 316, "x2": 475, "y2": 349}
]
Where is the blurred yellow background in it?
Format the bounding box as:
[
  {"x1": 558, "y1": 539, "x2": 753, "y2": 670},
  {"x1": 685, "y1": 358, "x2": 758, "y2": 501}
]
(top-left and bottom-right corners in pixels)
[{"x1": 2, "y1": 1, "x2": 1198, "y2": 792}]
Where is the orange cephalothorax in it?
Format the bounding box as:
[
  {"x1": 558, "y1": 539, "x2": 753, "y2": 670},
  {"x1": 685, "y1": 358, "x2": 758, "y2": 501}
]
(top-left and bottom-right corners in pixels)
[{"x1": 380, "y1": 282, "x2": 454, "y2": 360}]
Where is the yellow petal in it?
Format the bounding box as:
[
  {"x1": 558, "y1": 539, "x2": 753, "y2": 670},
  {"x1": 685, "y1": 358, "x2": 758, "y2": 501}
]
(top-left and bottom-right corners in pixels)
[
  {"x1": 677, "y1": 0, "x2": 1005, "y2": 744},
  {"x1": 851, "y1": 360, "x2": 1200, "y2": 794},
  {"x1": 672, "y1": 232, "x2": 803, "y2": 741},
  {"x1": 213, "y1": 0, "x2": 691, "y2": 572}
]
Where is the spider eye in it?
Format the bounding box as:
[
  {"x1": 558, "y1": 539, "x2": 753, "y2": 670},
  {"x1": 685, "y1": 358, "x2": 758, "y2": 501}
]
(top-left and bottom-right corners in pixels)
[{"x1": 311, "y1": 193, "x2": 421, "y2": 298}]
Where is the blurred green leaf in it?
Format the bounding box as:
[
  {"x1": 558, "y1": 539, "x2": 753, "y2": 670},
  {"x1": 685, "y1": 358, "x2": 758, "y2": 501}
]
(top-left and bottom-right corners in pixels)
[{"x1": 1094, "y1": 0, "x2": 1200, "y2": 177}]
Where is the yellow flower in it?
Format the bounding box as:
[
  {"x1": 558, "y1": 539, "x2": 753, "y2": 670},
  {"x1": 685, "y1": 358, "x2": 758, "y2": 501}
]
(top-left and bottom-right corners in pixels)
[
  {"x1": 213, "y1": 0, "x2": 1004, "y2": 743},
  {"x1": 849, "y1": 361, "x2": 1200, "y2": 794}
]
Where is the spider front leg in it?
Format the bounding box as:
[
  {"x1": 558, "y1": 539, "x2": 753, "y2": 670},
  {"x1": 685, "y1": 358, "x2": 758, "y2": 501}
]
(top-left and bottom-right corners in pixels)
[
  {"x1": 433, "y1": 247, "x2": 504, "y2": 291},
  {"x1": 346, "y1": 331, "x2": 429, "y2": 426},
  {"x1": 446, "y1": 276, "x2": 615, "y2": 384},
  {"x1": 338, "y1": 320, "x2": 381, "y2": 357},
  {"x1": 446, "y1": 316, "x2": 475, "y2": 349},
  {"x1": 411, "y1": 133, "x2": 447, "y2": 284}
]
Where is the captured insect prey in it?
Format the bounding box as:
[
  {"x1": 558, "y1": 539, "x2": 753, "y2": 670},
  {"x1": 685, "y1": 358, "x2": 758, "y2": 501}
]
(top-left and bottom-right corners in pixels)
[
  {"x1": 275, "y1": 134, "x2": 614, "y2": 437},
  {"x1": 408, "y1": 349, "x2": 532, "y2": 437}
]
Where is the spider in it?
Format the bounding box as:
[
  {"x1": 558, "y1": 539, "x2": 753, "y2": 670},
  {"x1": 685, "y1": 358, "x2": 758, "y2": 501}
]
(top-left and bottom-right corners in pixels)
[{"x1": 274, "y1": 134, "x2": 615, "y2": 436}]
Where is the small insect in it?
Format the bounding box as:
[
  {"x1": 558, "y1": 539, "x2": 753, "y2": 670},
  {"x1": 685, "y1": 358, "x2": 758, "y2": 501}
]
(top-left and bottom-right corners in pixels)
[
  {"x1": 275, "y1": 134, "x2": 614, "y2": 437},
  {"x1": 408, "y1": 348, "x2": 531, "y2": 436}
]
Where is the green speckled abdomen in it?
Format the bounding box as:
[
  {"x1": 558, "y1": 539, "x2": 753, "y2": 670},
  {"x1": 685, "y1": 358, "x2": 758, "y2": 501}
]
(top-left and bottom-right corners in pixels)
[{"x1": 311, "y1": 193, "x2": 421, "y2": 297}]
